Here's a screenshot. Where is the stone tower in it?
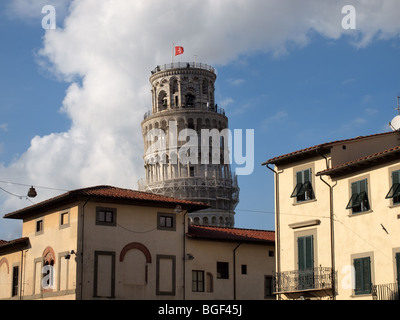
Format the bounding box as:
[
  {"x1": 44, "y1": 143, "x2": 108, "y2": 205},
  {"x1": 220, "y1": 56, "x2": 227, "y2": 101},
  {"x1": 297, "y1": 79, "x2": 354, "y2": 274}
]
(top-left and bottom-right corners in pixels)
[{"x1": 139, "y1": 62, "x2": 239, "y2": 227}]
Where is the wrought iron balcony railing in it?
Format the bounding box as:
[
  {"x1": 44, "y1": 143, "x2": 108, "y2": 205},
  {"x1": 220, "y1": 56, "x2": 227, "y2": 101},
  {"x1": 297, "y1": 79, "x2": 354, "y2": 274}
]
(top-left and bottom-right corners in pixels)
[
  {"x1": 372, "y1": 283, "x2": 400, "y2": 300},
  {"x1": 274, "y1": 267, "x2": 336, "y2": 294}
]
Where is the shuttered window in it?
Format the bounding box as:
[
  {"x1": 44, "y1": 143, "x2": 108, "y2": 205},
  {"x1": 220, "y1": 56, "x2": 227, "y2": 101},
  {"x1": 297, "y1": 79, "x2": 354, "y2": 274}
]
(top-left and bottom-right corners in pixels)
[
  {"x1": 297, "y1": 235, "x2": 314, "y2": 290},
  {"x1": 291, "y1": 169, "x2": 315, "y2": 202},
  {"x1": 354, "y1": 257, "x2": 371, "y2": 295},
  {"x1": 298, "y1": 235, "x2": 314, "y2": 271},
  {"x1": 346, "y1": 179, "x2": 370, "y2": 213},
  {"x1": 385, "y1": 170, "x2": 400, "y2": 205}
]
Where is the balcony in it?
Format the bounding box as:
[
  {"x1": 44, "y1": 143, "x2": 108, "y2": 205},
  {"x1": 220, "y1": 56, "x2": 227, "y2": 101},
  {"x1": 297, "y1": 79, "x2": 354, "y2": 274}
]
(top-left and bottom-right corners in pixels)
[
  {"x1": 372, "y1": 283, "x2": 400, "y2": 300},
  {"x1": 274, "y1": 267, "x2": 337, "y2": 299},
  {"x1": 143, "y1": 104, "x2": 226, "y2": 121},
  {"x1": 151, "y1": 62, "x2": 216, "y2": 75}
]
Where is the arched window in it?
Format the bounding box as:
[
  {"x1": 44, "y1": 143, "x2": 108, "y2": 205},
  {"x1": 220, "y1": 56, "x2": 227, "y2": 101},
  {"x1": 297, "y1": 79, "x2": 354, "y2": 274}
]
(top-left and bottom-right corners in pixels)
[
  {"x1": 120, "y1": 242, "x2": 151, "y2": 287},
  {"x1": 42, "y1": 247, "x2": 55, "y2": 291},
  {"x1": 202, "y1": 79, "x2": 208, "y2": 95},
  {"x1": 158, "y1": 91, "x2": 168, "y2": 111},
  {"x1": 185, "y1": 93, "x2": 195, "y2": 108}
]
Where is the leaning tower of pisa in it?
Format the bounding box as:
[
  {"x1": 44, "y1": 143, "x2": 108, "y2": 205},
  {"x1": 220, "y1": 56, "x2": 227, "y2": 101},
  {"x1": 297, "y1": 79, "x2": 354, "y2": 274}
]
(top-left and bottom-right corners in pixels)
[{"x1": 139, "y1": 62, "x2": 239, "y2": 227}]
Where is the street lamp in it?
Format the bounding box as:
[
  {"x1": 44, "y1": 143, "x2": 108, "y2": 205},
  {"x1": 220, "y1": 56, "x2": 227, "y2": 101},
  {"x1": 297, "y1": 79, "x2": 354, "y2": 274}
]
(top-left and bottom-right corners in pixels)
[{"x1": 27, "y1": 186, "x2": 37, "y2": 198}]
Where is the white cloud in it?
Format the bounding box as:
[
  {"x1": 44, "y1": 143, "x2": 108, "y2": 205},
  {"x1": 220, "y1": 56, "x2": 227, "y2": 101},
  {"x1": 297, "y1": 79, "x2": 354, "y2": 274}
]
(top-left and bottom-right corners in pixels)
[
  {"x1": 342, "y1": 78, "x2": 355, "y2": 85},
  {"x1": 1, "y1": 0, "x2": 400, "y2": 239},
  {"x1": 227, "y1": 78, "x2": 245, "y2": 86},
  {"x1": 6, "y1": 0, "x2": 72, "y2": 21},
  {"x1": 0, "y1": 123, "x2": 8, "y2": 132},
  {"x1": 262, "y1": 111, "x2": 288, "y2": 126}
]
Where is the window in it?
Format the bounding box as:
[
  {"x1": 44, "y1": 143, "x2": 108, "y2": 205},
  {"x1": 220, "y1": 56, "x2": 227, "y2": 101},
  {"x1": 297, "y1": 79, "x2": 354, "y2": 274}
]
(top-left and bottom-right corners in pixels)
[
  {"x1": 60, "y1": 211, "x2": 69, "y2": 229},
  {"x1": 346, "y1": 179, "x2": 370, "y2": 213},
  {"x1": 157, "y1": 213, "x2": 176, "y2": 231},
  {"x1": 268, "y1": 250, "x2": 274, "y2": 257},
  {"x1": 12, "y1": 266, "x2": 19, "y2": 297},
  {"x1": 386, "y1": 170, "x2": 400, "y2": 205},
  {"x1": 396, "y1": 253, "x2": 400, "y2": 284},
  {"x1": 297, "y1": 235, "x2": 314, "y2": 290},
  {"x1": 192, "y1": 270, "x2": 204, "y2": 292},
  {"x1": 36, "y1": 219, "x2": 43, "y2": 235},
  {"x1": 96, "y1": 207, "x2": 117, "y2": 226},
  {"x1": 217, "y1": 262, "x2": 229, "y2": 279},
  {"x1": 264, "y1": 276, "x2": 275, "y2": 299},
  {"x1": 354, "y1": 257, "x2": 371, "y2": 295},
  {"x1": 241, "y1": 265, "x2": 247, "y2": 275},
  {"x1": 291, "y1": 168, "x2": 315, "y2": 202}
]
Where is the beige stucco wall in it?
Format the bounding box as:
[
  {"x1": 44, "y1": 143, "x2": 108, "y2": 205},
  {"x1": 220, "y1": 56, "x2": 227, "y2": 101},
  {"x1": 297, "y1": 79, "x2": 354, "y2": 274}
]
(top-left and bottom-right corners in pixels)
[
  {"x1": 276, "y1": 156, "x2": 332, "y2": 276},
  {"x1": 275, "y1": 150, "x2": 400, "y2": 300},
  {"x1": 22, "y1": 204, "x2": 79, "y2": 300},
  {"x1": 0, "y1": 251, "x2": 23, "y2": 299},
  {"x1": 1, "y1": 199, "x2": 275, "y2": 300},
  {"x1": 0, "y1": 203, "x2": 79, "y2": 300},
  {"x1": 79, "y1": 201, "x2": 185, "y2": 300},
  {"x1": 329, "y1": 159, "x2": 400, "y2": 300},
  {"x1": 185, "y1": 239, "x2": 275, "y2": 300}
]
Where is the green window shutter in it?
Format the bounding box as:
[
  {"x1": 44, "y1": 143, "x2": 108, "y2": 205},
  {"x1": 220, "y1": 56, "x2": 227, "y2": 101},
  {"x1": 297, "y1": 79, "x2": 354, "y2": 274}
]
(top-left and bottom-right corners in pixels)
[
  {"x1": 363, "y1": 257, "x2": 371, "y2": 293},
  {"x1": 359, "y1": 179, "x2": 367, "y2": 193},
  {"x1": 354, "y1": 258, "x2": 362, "y2": 294},
  {"x1": 291, "y1": 183, "x2": 303, "y2": 198},
  {"x1": 354, "y1": 257, "x2": 372, "y2": 295},
  {"x1": 393, "y1": 171, "x2": 400, "y2": 184},
  {"x1": 292, "y1": 169, "x2": 314, "y2": 201},
  {"x1": 305, "y1": 235, "x2": 313, "y2": 270},
  {"x1": 304, "y1": 169, "x2": 310, "y2": 183},
  {"x1": 351, "y1": 181, "x2": 359, "y2": 195},
  {"x1": 298, "y1": 235, "x2": 313, "y2": 271},
  {"x1": 297, "y1": 171, "x2": 303, "y2": 184},
  {"x1": 298, "y1": 237, "x2": 305, "y2": 271},
  {"x1": 396, "y1": 253, "x2": 400, "y2": 284},
  {"x1": 348, "y1": 180, "x2": 369, "y2": 213}
]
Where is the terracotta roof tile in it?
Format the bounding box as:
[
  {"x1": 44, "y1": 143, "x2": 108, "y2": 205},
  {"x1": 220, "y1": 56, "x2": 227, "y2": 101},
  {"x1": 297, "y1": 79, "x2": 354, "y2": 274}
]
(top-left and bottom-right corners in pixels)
[
  {"x1": 187, "y1": 225, "x2": 275, "y2": 243},
  {"x1": 317, "y1": 145, "x2": 400, "y2": 177},
  {"x1": 263, "y1": 131, "x2": 398, "y2": 165},
  {"x1": 4, "y1": 185, "x2": 209, "y2": 219},
  {"x1": 0, "y1": 237, "x2": 29, "y2": 252}
]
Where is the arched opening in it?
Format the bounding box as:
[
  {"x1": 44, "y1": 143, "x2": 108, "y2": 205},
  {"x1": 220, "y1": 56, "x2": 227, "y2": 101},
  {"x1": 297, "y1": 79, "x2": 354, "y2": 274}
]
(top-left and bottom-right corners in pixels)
[
  {"x1": 185, "y1": 93, "x2": 195, "y2": 108},
  {"x1": 158, "y1": 90, "x2": 168, "y2": 111}
]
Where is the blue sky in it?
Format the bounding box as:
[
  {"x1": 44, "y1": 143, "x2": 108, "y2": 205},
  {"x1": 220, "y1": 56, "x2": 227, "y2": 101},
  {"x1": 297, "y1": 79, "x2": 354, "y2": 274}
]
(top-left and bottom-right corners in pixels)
[{"x1": 0, "y1": 0, "x2": 400, "y2": 239}]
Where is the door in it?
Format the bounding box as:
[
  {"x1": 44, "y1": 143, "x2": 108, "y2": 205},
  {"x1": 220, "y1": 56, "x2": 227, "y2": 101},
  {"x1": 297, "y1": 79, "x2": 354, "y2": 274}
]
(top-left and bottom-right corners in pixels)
[{"x1": 298, "y1": 235, "x2": 314, "y2": 290}]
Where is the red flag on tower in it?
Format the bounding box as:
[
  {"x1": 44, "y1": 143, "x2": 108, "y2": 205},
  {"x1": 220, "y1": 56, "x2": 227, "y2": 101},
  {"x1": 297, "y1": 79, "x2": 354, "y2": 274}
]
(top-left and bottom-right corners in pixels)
[{"x1": 175, "y1": 46, "x2": 184, "y2": 56}]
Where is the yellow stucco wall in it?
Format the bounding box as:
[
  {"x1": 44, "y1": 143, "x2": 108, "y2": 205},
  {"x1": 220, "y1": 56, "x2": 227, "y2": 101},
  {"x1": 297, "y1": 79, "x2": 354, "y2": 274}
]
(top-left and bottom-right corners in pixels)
[
  {"x1": 185, "y1": 239, "x2": 275, "y2": 300},
  {"x1": 275, "y1": 149, "x2": 400, "y2": 300}
]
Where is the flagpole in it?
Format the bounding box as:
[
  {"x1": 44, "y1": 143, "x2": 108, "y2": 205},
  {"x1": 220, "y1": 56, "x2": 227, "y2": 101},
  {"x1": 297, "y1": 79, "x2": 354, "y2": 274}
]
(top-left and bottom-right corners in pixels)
[{"x1": 172, "y1": 43, "x2": 174, "y2": 64}]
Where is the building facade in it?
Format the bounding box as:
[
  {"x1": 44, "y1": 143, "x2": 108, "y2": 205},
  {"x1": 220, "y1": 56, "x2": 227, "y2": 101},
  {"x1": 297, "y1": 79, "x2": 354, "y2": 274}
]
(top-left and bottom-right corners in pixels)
[
  {"x1": 0, "y1": 185, "x2": 274, "y2": 300},
  {"x1": 263, "y1": 131, "x2": 400, "y2": 300},
  {"x1": 139, "y1": 62, "x2": 239, "y2": 227}
]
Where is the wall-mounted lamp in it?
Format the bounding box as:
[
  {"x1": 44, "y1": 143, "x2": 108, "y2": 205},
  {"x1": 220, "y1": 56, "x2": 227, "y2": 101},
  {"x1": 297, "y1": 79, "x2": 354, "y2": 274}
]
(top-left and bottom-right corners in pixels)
[
  {"x1": 186, "y1": 253, "x2": 194, "y2": 261},
  {"x1": 65, "y1": 250, "x2": 76, "y2": 260}
]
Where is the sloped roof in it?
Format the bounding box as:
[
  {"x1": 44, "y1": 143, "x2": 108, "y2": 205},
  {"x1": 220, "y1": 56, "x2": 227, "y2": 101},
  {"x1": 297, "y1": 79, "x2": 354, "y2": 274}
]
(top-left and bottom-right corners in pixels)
[
  {"x1": 262, "y1": 131, "x2": 398, "y2": 166},
  {"x1": 0, "y1": 237, "x2": 30, "y2": 254},
  {"x1": 316, "y1": 145, "x2": 400, "y2": 177},
  {"x1": 187, "y1": 225, "x2": 275, "y2": 244},
  {"x1": 4, "y1": 185, "x2": 209, "y2": 219}
]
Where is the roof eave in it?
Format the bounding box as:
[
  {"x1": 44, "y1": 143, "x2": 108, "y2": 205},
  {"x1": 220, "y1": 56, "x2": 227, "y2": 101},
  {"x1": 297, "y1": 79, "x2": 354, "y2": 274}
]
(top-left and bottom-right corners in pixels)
[
  {"x1": 3, "y1": 193, "x2": 209, "y2": 220},
  {"x1": 186, "y1": 233, "x2": 274, "y2": 244},
  {"x1": 262, "y1": 147, "x2": 331, "y2": 167},
  {"x1": 316, "y1": 148, "x2": 400, "y2": 178}
]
